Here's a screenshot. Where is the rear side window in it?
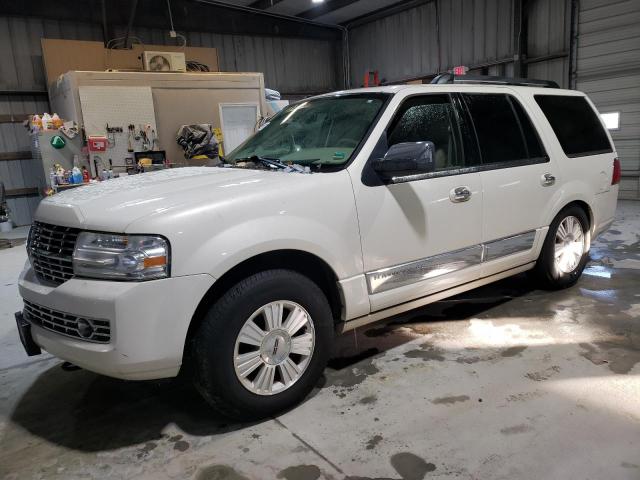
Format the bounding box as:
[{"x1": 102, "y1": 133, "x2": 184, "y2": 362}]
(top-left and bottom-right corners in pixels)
[
  {"x1": 463, "y1": 94, "x2": 545, "y2": 165},
  {"x1": 534, "y1": 95, "x2": 612, "y2": 157}
]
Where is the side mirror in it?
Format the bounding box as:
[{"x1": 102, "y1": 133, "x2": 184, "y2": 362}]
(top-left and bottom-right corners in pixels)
[{"x1": 372, "y1": 141, "x2": 435, "y2": 179}]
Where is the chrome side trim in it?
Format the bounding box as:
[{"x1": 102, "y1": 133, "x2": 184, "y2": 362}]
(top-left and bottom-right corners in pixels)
[
  {"x1": 366, "y1": 245, "x2": 483, "y2": 294},
  {"x1": 483, "y1": 231, "x2": 537, "y2": 262},
  {"x1": 340, "y1": 262, "x2": 536, "y2": 333},
  {"x1": 365, "y1": 230, "x2": 537, "y2": 295}
]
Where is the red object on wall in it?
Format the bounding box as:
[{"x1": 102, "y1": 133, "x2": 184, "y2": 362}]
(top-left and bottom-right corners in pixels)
[
  {"x1": 363, "y1": 70, "x2": 380, "y2": 87},
  {"x1": 452, "y1": 65, "x2": 468, "y2": 75},
  {"x1": 88, "y1": 136, "x2": 108, "y2": 152}
]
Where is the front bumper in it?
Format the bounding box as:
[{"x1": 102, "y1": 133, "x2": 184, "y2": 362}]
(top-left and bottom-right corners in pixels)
[{"x1": 18, "y1": 264, "x2": 215, "y2": 380}]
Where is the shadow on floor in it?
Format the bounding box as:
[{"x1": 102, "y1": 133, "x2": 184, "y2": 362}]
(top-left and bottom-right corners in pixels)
[{"x1": 8, "y1": 269, "x2": 640, "y2": 452}]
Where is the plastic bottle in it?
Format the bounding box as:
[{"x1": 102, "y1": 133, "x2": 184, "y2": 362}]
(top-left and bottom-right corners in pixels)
[
  {"x1": 32, "y1": 115, "x2": 42, "y2": 131},
  {"x1": 41, "y1": 113, "x2": 52, "y2": 130},
  {"x1": 49, "y1": 168, "x2": 56, "y2": 186},
  {"x1": 51, "y1": 113, "x2": 63, "y2": 129},
  {"x1": 72, "y1": 167, "x2": 82, "y2": 184},
  {"x1": 82, "y1": 166, "x2": 90, "y2": 183}
]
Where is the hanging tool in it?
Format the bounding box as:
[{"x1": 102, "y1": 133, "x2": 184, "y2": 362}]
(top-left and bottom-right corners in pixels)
[
  {"x1": 127, "y1": 124, "x2": 135, "y2": 152},
  {"x1": 140, "y1": 126, "x2": 150, "y2": 150},
  {"x1": 151, "y1": 129, "x2": 159, "y2": 150}
]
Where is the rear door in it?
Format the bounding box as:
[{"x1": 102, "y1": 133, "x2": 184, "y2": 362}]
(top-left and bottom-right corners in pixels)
[
  {"x1": 533, "y1": 93, "x2": 618, "y2": 233},
  {"x1": 460, "y1": 92, "x2": 557, "y2": 274}
]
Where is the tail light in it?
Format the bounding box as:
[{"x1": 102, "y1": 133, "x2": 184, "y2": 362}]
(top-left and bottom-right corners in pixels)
[{"x1": 612, "y1": 158, "x2": 621, "y2": 185}]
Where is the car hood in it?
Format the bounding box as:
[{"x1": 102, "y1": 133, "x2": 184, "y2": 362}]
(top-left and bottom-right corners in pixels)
[{"x1": 35, "y1": 167, "x2": 301, "y2": 231}]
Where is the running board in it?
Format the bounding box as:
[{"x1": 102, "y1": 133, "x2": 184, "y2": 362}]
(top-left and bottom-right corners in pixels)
[{"x1": 338, "y1": 262, "x2": 535, "y2": 333}]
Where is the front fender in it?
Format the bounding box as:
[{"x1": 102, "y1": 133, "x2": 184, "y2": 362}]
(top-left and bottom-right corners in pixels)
[{"x1": 178, "y1": 214, "x2": 362, "y2": 279}]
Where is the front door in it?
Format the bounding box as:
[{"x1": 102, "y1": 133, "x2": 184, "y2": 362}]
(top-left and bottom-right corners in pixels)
[{"x1": 351, "y1": 93, "x2": 484, "y2": 312}]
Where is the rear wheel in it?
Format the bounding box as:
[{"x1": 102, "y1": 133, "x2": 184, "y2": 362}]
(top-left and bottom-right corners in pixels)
[
  {"x1": 192, "y1": 269, "x2": 333, "y2": 420},
  {"x1": 533, "y1": 206, "x2": 590, "y2": 289}
]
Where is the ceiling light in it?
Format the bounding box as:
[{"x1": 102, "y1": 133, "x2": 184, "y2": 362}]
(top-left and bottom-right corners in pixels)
[{"x1": 312, "y1": 0, "x2": 325, "y2": 3}]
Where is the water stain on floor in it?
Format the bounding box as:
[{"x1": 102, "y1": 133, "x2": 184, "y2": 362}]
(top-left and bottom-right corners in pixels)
[
  {"x1": 390, "y1": 452, "x2": 436, "y2": 480},
  {"x1": 366, "y1": 434, "x2": 384, "y2": 450},
  {"x1": 196, "y1": 465, "x2": 250, "y2": 480},
  {"x1": 431, "y1": 395, "x2": 470, "y2": 405},
  {"x1": 359, "y1": 395, "x2": 378, "y2": 405},
  {"x1": 525, "y1": 365, "x2": 561, "y2": 381},
  {"x1": 579, "y1": 342, "x2": 640, "y2": 374},
  {"x1": 404, "y1": 344, "x2": 446, "y2": 362},
  {"x1": 501, "y1": 346, "x2": 528, "y2": 357},
  {"x1": 500, "y1": 424, "x2": 534, "y2": 435},
  {"x1": 277, "y1": 464, "x2": 321, "y2": 480},
  {"x1": 136, "y1": 441, "x2": 157, "y2": 459}
]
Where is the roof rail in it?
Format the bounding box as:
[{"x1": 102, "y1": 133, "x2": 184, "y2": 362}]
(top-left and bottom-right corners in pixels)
[{"x1": 431, "y1": 73, "x2": 560, "y2": 89}]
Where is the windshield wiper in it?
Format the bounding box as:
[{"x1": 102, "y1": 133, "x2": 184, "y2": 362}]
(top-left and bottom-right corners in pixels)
[
  {"x1": 245, "y1": 155, "x2": 289, "y2": 170},
  {"x1": 234, "y1": 156, "x2": 312, "y2": 174}
]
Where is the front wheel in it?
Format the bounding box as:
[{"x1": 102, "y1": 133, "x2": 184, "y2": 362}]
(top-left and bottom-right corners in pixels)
[
  {"x1": 533, "y1": 206, "x2": 590, "y2": 289},
  {"x1": 192, "y1": 269, "x2": 333, "y2": 420}
]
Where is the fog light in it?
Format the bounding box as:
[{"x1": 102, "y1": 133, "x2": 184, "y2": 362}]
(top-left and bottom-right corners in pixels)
[{"x1": 77, "y1": 318, "x2": 94, "y2": 338}]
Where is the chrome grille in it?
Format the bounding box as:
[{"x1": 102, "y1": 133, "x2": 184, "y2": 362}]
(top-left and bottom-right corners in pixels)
[
  {"x1": 23, "y1": 300, "x2": 111, "y2": 343},
  {"x1": 27, "y1": 222, "x2": 80, "y2": 285}
]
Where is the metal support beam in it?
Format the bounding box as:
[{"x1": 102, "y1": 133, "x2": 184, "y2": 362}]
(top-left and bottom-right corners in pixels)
[
  {"x1": 0, "y1": 151, "x2": 32, "y2": 162},
  {"x1": 345, "y1": 0, "x2": 432, "y2": 28},
  {"x1": 123, "y1": 0, "x2": 139, "y2": 49},
  {"x1": 2, "y1": 0, "x2": 342, "y2": 40},
  {"x1": 524, "y1": 51, "x2": 569, "y2": 64},
  {"x1": 0, "y1": 114, "x2": 30, "y2": 124},
  {"x1": 5, "y1": 187, "x2": 39, "y2": 198},
  {"x1": 568, "y1": 0, "x2": 579, "y2": 89},
  {"x1": 101, "y1": 0, "x2": 110, "y2": 47},
  {"x1": 513, "y1": 0, "x2": 526, "y2": 78},
  {"x1": 248, "y1": 0, "x2": 286, "y2": 9},
  {"x1": 0, "y1": 90, "x2": 48, "y2": 96},
  {"x1": 381, "y1": 56, "x2": 516, "y2": 86},
  {"x1": 298, "y1": 0, "x2": 361, "y2": 20}
]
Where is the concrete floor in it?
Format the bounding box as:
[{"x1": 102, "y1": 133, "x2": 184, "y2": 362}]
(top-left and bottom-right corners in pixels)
[{"x1": 1, "y1": 202, "x2": 639, "y2": 480}]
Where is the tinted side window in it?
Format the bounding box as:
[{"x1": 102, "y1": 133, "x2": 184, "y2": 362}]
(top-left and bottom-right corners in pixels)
[
  {"x1": 463, "y1": 94, "x2": 537, "y2": 164},
  {"x1": 387, "y1": 95, "x2": 464, "y2": 171},
  {"x1": 510, "y1": 97, "x2": 545, "y2": 159},
  {"x1": 534, "y1": 95, "x2": 612, "y2": 157}
]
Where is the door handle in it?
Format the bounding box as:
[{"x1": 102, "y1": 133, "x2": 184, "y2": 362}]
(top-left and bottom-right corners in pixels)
[
  {"x1": 541, "y1": 173, "x2": 556, "y2": 187},
  {"x1": 450, "y1": 186, "x2": 471, "y2": 203}
]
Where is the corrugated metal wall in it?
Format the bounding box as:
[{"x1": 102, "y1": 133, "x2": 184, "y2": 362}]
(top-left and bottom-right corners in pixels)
[
  {"x1": 526, "y1": 0, "x2": 571, "y2": 88},
  {"x1": 0, "y1": 15, "x2": 342, "y2": 225},
  {"x1": 348, "y1": 0, "x2": 516, "y2": 85},
  {"x1": 348, "y1": 0, "x2": 571, "y2": 87},
  {"x1": 575, "y1": 0, "x2": 640, "y2": 199}
]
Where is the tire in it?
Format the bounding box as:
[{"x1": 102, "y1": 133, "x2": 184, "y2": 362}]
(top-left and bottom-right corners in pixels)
[
  {"x1": 192, "y1": 269, "x2": 333, "y2": 420},
  {"x1": 533, "y1": 205, "x2": 590, "y2": 290}
]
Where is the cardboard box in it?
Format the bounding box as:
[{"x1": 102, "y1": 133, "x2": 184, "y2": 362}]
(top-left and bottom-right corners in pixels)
[{"x1": 41, "y1": 39, "x2": 220, "y2": 88}]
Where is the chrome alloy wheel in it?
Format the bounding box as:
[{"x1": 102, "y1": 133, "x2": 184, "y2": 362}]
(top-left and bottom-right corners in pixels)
[
  {"x1": 554, "y1": 215, "x2": 585, "y2": 274},
  {"x1": 233, "y1": 301, "x2": 315, "y2": 396}
]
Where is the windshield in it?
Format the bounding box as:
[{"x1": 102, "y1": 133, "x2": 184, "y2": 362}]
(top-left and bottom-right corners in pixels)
[{"x1": 225, "y1": 94, "x2": 388, "y2": 169}]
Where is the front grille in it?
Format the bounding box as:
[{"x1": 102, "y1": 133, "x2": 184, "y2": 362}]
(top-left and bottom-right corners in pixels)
[
  {"x1": 27, "y1": 222, "x2": 80, "y2": 285},
  {"x1": 23, "y1": 300, "x2": 111, "y2": 343}
]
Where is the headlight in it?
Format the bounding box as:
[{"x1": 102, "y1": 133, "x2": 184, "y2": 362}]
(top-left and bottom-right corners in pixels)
[{"x1": 72, "y1": 232, "x2": 169, "y2": 281}]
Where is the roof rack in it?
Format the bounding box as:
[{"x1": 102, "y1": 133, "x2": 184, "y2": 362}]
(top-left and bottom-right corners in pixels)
[{"x1": 431, "y1": 73, "x2": 559, "y2": 89}]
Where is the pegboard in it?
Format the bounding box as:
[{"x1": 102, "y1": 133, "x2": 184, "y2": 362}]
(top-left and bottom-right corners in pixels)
[{"x1": 79, "y1": 86, "x2": 158, "y2": 172}]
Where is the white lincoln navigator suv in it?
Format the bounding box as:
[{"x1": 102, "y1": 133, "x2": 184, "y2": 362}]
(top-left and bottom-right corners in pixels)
[{"x1": 16, "y1": 76, "x2": 619, "y2": 419}]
